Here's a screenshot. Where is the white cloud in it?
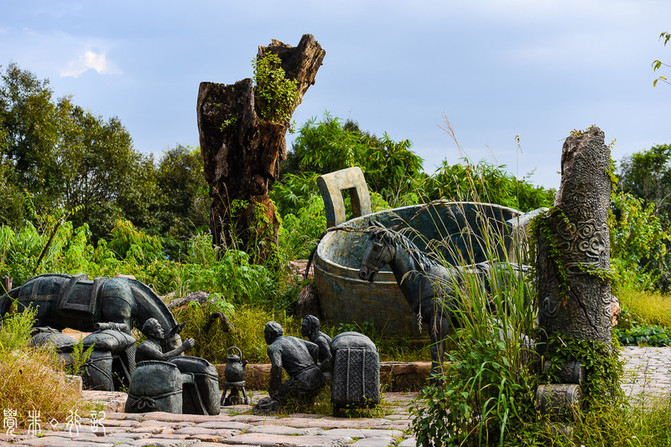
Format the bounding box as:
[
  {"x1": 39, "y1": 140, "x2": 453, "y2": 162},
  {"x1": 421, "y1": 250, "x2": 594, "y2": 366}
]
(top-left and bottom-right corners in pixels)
[{"x1": 60, "y1": 50, "x2": 121, "y2": 78}]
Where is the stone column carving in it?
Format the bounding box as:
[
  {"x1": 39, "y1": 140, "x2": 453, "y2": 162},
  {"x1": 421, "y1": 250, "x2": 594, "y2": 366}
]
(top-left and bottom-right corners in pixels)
[
  {"x1": 537, "y1": 127, "x2": 612, "y2": 345},
  {"x1": 535, "y1": 127, "x2": 613, "y2": 431}
]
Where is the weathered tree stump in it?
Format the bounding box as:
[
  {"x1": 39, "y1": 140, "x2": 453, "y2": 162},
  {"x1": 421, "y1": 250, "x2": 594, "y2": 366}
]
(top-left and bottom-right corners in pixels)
[{"x1": 197, "y1": 34, "x2": 325, "y2": 261}]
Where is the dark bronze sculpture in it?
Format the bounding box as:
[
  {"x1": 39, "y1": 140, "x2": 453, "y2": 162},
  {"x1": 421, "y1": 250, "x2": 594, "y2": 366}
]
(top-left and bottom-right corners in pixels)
[
  {"x1": 359, "y1": 221, "x2": 528, "y2": 375},
  {"x1": 0, "y1": 274, "x2": 186, "y2": 349},
  {"x1": 135, "y1": 318, "x2": 194, "y2": 363},
  {"x1": 170, "y1": 356, "x2": 221, "y2": 415},
  {"x1": 358, "y1": 223, "x2": 456, "y2": 375},
  {"x1": 301, "y1": 315, "x2": 332, "y2": 374},
  {"x1": 127, "y1": 319, "x2": 220, "y2": 415},
  {"x1": 330, "y1": 331, "x2": 380, "y2": 411},
  {"x1": 125, "y1": 361, "x2": 184, "y2": 414},
  {"x1": 257, "y1": 321, "x2": 325, "y2": 410},
  {"x1": 221, "y1": 346, "x2": 249, "y2": 406},
  {"x1": 30, "y1": 324, "x2": 136, "y2": 391},
  {"x1": 80, "y1": 323, "x2": 136, "y2": 390}
]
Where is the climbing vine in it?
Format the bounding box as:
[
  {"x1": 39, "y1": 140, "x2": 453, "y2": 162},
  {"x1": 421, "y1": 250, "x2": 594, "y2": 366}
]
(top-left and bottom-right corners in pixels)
[
  {"x1": 542, "y1": 331, "x2": 624, "y2": 407},
  {"x1": 532, "y1": 207, "x2": 572, "y2": 301},
  {"x1": 252, "y1": 52, "x2": 300, "y2": 124}
]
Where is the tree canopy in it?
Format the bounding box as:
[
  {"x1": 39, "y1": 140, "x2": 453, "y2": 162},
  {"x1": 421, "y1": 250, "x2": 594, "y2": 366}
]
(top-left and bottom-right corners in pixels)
[
  {"x1": 284, "y1": 113, "x2": 424, "y2": 204},
  {"x1": 618, "y1": 144, "x2": 671, "y2": 223},
  {"x1": 0, "y1": 64, "x2": 207, "y2": 245}
]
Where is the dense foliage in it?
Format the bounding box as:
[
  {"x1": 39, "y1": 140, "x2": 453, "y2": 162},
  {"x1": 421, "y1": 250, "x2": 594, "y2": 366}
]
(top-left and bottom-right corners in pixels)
[
  {"x1": 618, "y1": 144, "x2": 671, "y2": 224},
  {"x1": 422, "y1": 158, "x2": 555, "y2": 211},
  {"x1": 0, "y1": 64, "x2": 209, "y2": 246},
  {"x1": 610, "y1": 190, "x2": 671, "y2": 292},
  {"x1": 253, "y1": 52, "x2": 300, "y2": 124},
  {"x1": 284, "y1": 114, "x2": 425, "y2": 206}
]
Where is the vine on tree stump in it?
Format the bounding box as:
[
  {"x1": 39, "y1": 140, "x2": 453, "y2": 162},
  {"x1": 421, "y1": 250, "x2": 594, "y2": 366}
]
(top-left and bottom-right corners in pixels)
[{"x1": 197, "y1": 34, "x2": 325, "y2": 262}]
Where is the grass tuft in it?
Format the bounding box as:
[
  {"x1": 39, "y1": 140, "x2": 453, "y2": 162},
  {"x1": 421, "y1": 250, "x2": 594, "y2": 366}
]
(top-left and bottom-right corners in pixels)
[{"x1": 0, "y1": 307, "x2": 90, "y2": 427}]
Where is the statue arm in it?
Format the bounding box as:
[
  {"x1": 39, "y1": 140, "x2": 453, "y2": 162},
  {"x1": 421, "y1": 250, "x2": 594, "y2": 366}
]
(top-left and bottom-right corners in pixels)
[
  {"x1": 268, "y1": 345, "x2": 283, "y2": 398},
  {"x1": 162, "y1": 337, "x2": 195, "y2": 359},
  {"x1": 138, "y1": 338, "x2": 194, "y2": 362},
  {"x1": 316, "y1": 338, "x2": 332, "y2": 371},
  {"x1": 303, "y1": 339, "x2": 319, "y2": 364}
]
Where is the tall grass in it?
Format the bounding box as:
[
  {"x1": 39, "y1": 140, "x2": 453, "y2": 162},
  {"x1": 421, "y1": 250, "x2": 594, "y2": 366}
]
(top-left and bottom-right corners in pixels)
[
  {"x1": 0, "y1": 306, "x2": 89, "y2": 427},
  {"x1": 404, "y1": 119, "x2": 541, "y2": 443},
  {"x1": 409, "y1": 198, "x2": 542, "y2": 445},
  {"x1": 173, "y1": 302, "x2": 298, "y2": 363},
  {"x1": 618, "y1": 287, "x2": 671, "y2": 328}
]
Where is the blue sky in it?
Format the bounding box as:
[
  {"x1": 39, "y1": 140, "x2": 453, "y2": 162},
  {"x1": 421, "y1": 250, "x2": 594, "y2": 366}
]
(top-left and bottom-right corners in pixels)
[{"x1": 2, "y1": 1, "x2": 670, "y2": 189}]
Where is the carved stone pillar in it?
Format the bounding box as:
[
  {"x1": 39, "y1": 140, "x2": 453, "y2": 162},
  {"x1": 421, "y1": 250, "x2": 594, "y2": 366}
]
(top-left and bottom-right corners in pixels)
[
  {"x1": 537, "y1": 127, "x2": 612, "y2": 345},
  {"x1": 535, "y1": 127, "x2": 613, "y2": 431}
]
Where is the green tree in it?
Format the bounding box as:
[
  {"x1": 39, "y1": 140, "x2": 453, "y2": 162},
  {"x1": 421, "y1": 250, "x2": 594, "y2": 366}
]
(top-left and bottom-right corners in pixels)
[
  {"x1": 58, "y1": 104, "x2": 160, "y2": 239},
  {"x1": 0, "y1": 63, "x2": 68, "y2": 210},
  {"x1": 285, "y1": 113, "x2": 424, "y2": 205},
  {"x1": 610, "y1": 191, "x2": 671, "y2": 292},
  {"x1": 618, "y1": 144, "x2": 671, "y2": 223},
  {"x1": 0, "y1": 64, "x2": 161, "y2": 240},
  {"x1": 653, "y1": 32, "x2": 670, "y2": 87},
  {"x1": 423, "y1": 159, "x2": 555, "y2": 212},
  {"x1": 155, "y1": 145, "x2": 210, "y2": 259},
  {"x1": 0, "y1": 164, "x2": 25, "y2": 227}
]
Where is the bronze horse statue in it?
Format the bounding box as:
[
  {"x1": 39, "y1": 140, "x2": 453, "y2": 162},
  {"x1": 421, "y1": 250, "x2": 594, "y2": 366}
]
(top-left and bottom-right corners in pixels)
[
  {"x1": 358, "y1": 222, "x2": 527, "y2": 375},
  {"x1": 0, "y1": 273, "x2": 185, "y2": 349}
]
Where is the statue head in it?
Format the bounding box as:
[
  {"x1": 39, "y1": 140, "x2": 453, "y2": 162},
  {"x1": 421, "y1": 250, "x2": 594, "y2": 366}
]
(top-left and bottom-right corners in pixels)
[
  {"x1": 264, "y1": 321, "x2": 283, "y2": 345},
  {"x1": 301, "y1": 315, "x2": 320, "y2": 339},
  {"x1": 141, "y1": 318, "x2": 164, "y2": 340}
]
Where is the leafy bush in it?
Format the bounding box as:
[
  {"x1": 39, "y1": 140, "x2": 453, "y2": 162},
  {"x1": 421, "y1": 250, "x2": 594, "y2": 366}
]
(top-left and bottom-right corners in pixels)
[
  {"x1": 253, "y1": 52, "x2": 299, "y2": 124},
  {"x1": 616, "y1": 324, "x2": 671, "y2": 347},
  {"x1": 285, "y1": 113, "x2": 424, "y2": 206},
  {"x1": 422, "y1": 158, "x2": 555, "y2": 212},
  {"x1": 610, "y1": 191, "x2": 671, "y2": 292}
]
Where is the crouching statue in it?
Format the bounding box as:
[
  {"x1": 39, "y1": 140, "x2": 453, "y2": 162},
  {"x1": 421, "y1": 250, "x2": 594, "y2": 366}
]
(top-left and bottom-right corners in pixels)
[
  {"x1": 125, "y1": 318, "x2": 220, "y2": 415},
  {"x1": 255, "y1": 321, "x2": 325, "y2": 411}
]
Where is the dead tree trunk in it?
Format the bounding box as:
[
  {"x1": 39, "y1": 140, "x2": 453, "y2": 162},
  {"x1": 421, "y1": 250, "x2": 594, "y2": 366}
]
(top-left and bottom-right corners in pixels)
[
  {"x1": 537, "y1": 126, "x2": 613, "y2": 345},
  {"x1": 197, "y1": 34, "x2": 325, "y2": 262}
]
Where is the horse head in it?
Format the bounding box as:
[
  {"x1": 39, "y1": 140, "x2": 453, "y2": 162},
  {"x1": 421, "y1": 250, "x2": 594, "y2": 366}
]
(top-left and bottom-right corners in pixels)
[{"x1": 359, "y1": 221, "x2": 396, "y2": 282}]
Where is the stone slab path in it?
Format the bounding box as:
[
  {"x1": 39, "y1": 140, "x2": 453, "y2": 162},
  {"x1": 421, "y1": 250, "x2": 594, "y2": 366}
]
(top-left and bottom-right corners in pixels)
[
  {"x1": 2, "y1": 347, "x2": 670, "y2": 447},
  {"x1": 620, "y1": 346, "x2": 671, "y2": 401}
]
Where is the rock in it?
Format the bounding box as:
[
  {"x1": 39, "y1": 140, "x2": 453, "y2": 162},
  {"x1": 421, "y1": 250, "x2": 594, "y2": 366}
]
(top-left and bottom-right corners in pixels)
[{"x1": 168, "y1": 291, "x2": 210, "y2": 309}]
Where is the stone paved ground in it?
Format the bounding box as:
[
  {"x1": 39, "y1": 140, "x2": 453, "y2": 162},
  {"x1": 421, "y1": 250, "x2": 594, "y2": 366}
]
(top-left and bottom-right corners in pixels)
[
  {"x1": 620, "y1": 346, "x2": 671, "y2": 401},
  {"x1": 2, "y1": 347, "x2": 670, "y2": 447}
]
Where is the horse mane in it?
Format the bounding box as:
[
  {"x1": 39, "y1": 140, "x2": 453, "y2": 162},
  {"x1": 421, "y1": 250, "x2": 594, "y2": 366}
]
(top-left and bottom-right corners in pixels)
[
  {"x1": 124, "y1": 278, "x2": 178, "y2": 329},
  {"x1": 370, "y1": 225, "x2": 443, "y2": 273}
]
